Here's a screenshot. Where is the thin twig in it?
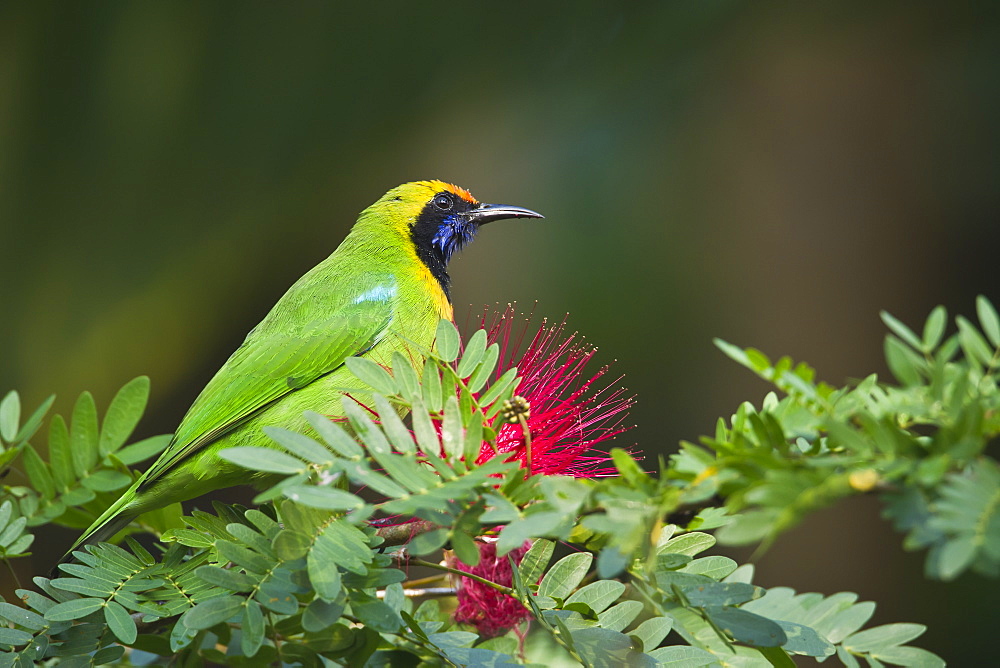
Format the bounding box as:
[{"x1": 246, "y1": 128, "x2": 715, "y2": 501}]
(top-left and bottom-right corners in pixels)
[{"x1": 408, "y1": 557, "x2": 513, "y2": 596}]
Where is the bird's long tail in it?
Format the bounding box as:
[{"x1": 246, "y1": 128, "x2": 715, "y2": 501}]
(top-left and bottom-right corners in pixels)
[{"x1": 54, "y1": 481, "x2": 141, "y2": 573}]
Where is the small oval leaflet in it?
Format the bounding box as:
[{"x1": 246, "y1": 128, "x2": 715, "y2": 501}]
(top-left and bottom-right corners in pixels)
[{"x1": 435, "y1": 319, "x2": 461, "y2": 362}]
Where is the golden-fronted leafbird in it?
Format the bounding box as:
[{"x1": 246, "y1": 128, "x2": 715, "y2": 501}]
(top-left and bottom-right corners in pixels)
[{"x1": 65, "y1": 180, "x2": 542, "y2": 557}]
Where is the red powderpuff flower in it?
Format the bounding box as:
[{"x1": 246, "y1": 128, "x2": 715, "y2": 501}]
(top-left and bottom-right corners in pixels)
[
  {"x1": 450, "y1": 308, "x2": 635, "y2": 638},
  {"x1": 471, "y1": 305, "x2": 635, "y2": 477},
  {"x1": 452, "y1": 540, "x2": 532, "y2": 639}
]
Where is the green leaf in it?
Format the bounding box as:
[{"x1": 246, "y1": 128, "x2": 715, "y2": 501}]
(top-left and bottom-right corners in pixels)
[
  {"x1": 410, "y1": 398, "x2": 440, "y2": 458},
  {"x1": 519, "y1": 539, "x2": 555, "y2": 584},
  {"x1": 61, "y1": 485, "x2": 96, "y2": 506},
  {"x1": 115, "y1": 433, "x2": 172, "y2": 465},
  {"x1": 23, "y1": 445, "x2": 56, "y2": 500},
  {"x1": 0, "y1": 627, "x2": 33, "y2": 646},
  {"x1": 537, "y1": 552, "x2": 592, "y2": 600},
  {"x1": 775, "y1": 620, "x2": 834, "y2": 658},
  {"x1": 392, "y1": 351, "x2": 421, "y2": 401},
  {"x1": 351, "y1": 592, "x2": 403, "y2": 633},
  {"x1": 468, "y1": 343, "x2": 500, "y2": 393},
  {"x1": 478, "y1": 367, "x2": 520, "y2": 410},
  {"x1": 0, "y1": 602, "x2": 46, "y2": 631},
  {"x1": 264, "y1": 427, "x2": 336, "y2": 465},
  {"x1": 450, "y1": 531, "x2": 480, "y2": 566},
  {"x1": 660, "y1": 531, "x2": 716, "y2": 557},
  {"x1": 456, "y1": 329, "x2": 488, "y2": 378},
  {"x1": 977, "y1": 295, "x2": 1000, "y2": 347},
  {"x1": 216, "y1": 539, "x2": 273, "y2": 574},
  {"x1": 99, "y1": 376, "x2": 150, "y2": 456},
  {"x1": 435, "y1": 319, "x2": 460, "y2": 363},
  {"x1": 373, "y1": 394, "x2": 416, "y2": 455},
  {"x1": 441, "y1": 395, "x2": 463, "y2": 461},
  {"x1": 242, "y1": 600, "x2": 265, "y2": 657},
  {"x1": 345, "y1": 357, "x2": 398, "y2": 396},
  {"x1": 630, "y1": 617, "x2": 673, "y2": 652},
  {"x1": 0, "y1": 390, "x2": 20, "y2": 442},
  {"x1": 13, "y1": 394, "x2": 55, "y2": 447},
  {"x1": 565, "y1": 580, "x2": 626, "y2": 614},
  {"x1": 313, "y1": 520, "x2": 371, "y2": 577},
  {"x1": 880, "y1": 311, "x2": 922, "y2": 350},
  {"x1": 646, "y1": 645, "x2": 717, "y2": 666},
  {"x1": 682, "y1": 555, "x2": 738, "y2": 580},
  {"x1": 843, "y1": 623, "x2": 926, "y2": 653},
  {"x1": 70, "y1": 391, "x2": 100, "y2": 477},
  {"x1": 50, "y1": 577, "x2": 114, "y2": 597},
  {"x1": 463, "y1": 407, "x2": 484, "y2": 465},
  {"x1": 422, "y1": 361, "x2": 445, "y2": 413},
  {"x1": 571, "y1": 627, "x2": 654, "y2": 668},
  {"x1": 497, "y1": 511, "x2": 564, "y2": 555},
  {"x1": 596, "y1": 600, "x2": 643, "y2": 631},
  {"x1": 342, "y1": 397, "x2": 392, "y2": 455},
  {"x1": 870, "y1": 646, "x2": 944, "y2": 667},
  {"x1": 936, "y1": 535, "x2": 975, "y2": 580},
  {"x1": 410, "y1": 527, "x2": 449, "y2": 555},
  {"x1": 183, "y1": 596, "x2": 244, "y2": 630},
  {"x1": 284, "y1": 484, "x2": 364, "y2": 511},
  {"x1": 93, "y1": 646, "x2": 126, "y2": 664},
  {"x1": 48, "y1": 414, "x2": 73, "y2": 489},
  {"x1": 273, "y1": 529, "x2": 312, "y2": 561},
  {"x1": 105, "y1": 600, "x2": 138, "y2": 644},
  {"x1": 340, "y1": 459, "x2": 408, "y2": 498},
  {"x1": 922, "y1": 306, "x2": 947, "y2": 350},
  {"x1": 704, "y1": 606, "x2": 787, "y2": 647},
  {"x1": 125, "y1": 535, "x2": 155, "y2": 565},
  {"x1": 45, "y1": 597, "x2": 105, "y2": 621},
  {"x1": 303, "y1": 597, "x2": 346, "y2": 633},
  {"x1": 4, "y1": 533, "x2": 33, "y2": 556},
  {"x1": 957, "y1": 316, "x2": 994, "y2": 366},
  {"x1": 218, "y1": 446, "x2": 306, "y2": 474},
  {"x1": 196, "y1": 565, "x2": 257, "y2": 592},
  {"x1": 681, "y1": 582, "x2": 756, "y2": 607},
  {"x1": 306, "y1": 411, "x2": 363, "y2": 459},
  {"x1": 758, "y1": 646, "x2": 798, "y2": 667},
  {"x1": 256, "y1": 577, "x2": 298, "y2": 615},
  {"x1": 884, "y1": 336, "x2": 923, "y2": 385},
  {"x1": 822, "y1": 601, "x2": 876, "y2": 644},
  {"x1": 657, "y1": 553, "x2": 692, "y2": 570},
  {"x1": 80, "y1": 469, "x2": 132, "y2": 492},
  {"x1": 714, "y1": 338, "x2": 754, "y2": 369},
  {"x1": 611, "y1": 448, "x2": 649, "y2": 485}
]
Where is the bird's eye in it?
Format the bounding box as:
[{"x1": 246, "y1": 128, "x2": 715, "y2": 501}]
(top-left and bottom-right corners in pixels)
[{"x1": 433, "y1": 194, "x2": 453, "y2": 211}]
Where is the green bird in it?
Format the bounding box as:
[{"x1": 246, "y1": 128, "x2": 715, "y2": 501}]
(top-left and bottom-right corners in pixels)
[{"x1": 64, "y1": 180, "x2": 542, "y2": 559}]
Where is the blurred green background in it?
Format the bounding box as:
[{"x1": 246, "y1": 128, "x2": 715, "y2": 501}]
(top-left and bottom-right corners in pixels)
[{"x1": 2, "y1": 1, "x2": 998, "y2": 662}]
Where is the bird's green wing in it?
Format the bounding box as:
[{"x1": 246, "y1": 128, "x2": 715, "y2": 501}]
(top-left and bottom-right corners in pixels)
[{"x1": 138, "y1": 298, "x2": 392, "y2": 489}]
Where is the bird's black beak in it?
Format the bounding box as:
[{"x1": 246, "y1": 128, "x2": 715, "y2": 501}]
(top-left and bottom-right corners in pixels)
[{"x1": 464, "y1": 203, "x2": 544, "y2": 226}]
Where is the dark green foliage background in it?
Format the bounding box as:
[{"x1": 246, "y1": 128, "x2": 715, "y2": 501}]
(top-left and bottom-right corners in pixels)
[{"x1": 1, "y1": 2, "x2": 998, "y2": 662}]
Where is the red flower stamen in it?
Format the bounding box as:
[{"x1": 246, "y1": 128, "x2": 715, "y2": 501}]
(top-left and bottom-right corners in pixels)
[
  {"x1": 474, "y1": 305, "x2": 635, "y2": 477},
  {"x1": 452, "y1": 540, "x2": 532, "y2": 638}
]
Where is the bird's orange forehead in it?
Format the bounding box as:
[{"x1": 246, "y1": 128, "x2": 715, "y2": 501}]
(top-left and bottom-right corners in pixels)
[
  {"x1": 430, "y1": 181, "x2": 478, "y2": 205},
  {"x1": 442, "y1": 183, "x2": 479, "y2": 204}
]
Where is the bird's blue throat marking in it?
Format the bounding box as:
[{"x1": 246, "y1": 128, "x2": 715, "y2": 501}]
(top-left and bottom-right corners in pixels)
[
  {"x1": 430, "y1": 214, "x2": 478, "y2": 264},
  {"x1": 411, "y1": 193, "x2": 480, "y2": 299}
]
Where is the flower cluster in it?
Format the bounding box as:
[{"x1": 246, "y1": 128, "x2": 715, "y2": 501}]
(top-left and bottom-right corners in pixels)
[
  {"x1": 451, "y1": 540, "x2": 533, "y2": 639},
  {"x1": 474, "y1": 305, "x2": 634, "y2": 477},
  {"x1": 451, "y1": 306, "x2": 635, "y2": 637}
]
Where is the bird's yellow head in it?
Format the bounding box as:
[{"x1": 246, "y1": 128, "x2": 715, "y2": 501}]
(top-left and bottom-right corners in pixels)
[{"x1": 364, "y1": 180, "x2": 543, "y2": 296}]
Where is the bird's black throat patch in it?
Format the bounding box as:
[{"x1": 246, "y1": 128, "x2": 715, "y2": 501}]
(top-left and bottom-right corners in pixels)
[{"x1": 410, "y1": 190, "x2": 478, "y2": 299}]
